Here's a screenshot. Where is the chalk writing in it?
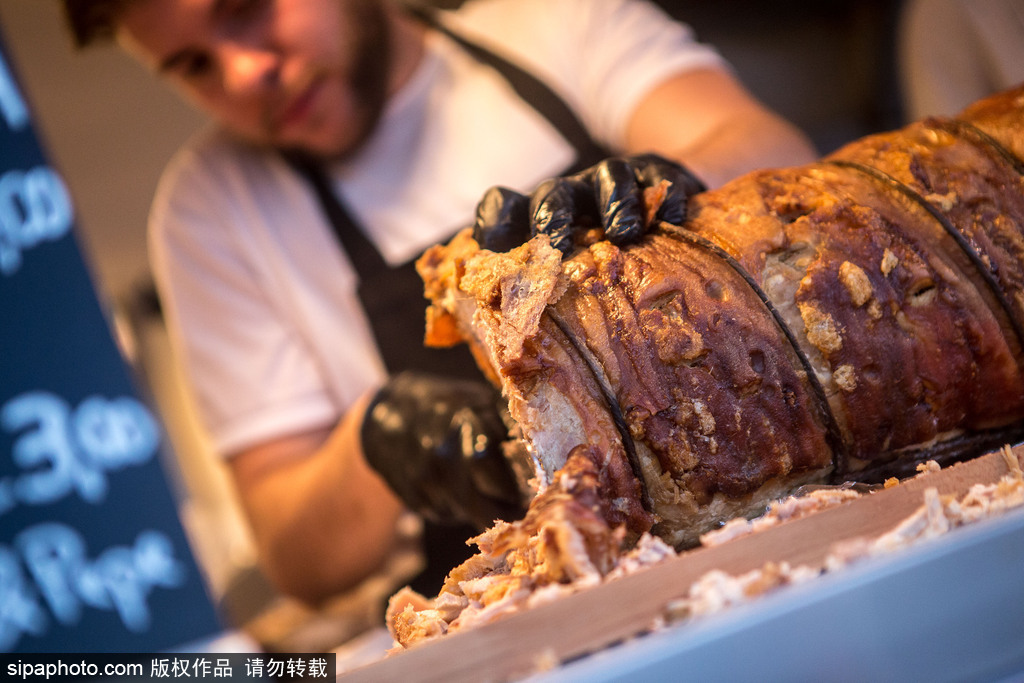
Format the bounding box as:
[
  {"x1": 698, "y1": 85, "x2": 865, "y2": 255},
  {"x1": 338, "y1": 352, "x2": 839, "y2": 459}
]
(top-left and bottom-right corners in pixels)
[
  {"x1": 1, "y1": 392, "x2": 160, "y2": 515},
  {"x1": 0, "y1": 165, "x2": 73, "y2": 276},
  {"x1": 0, "y1": 53, "x2": 28, "y2": 131},
  {"x1": 0, "y1": 525, "x2": 186, "y2": 650}
]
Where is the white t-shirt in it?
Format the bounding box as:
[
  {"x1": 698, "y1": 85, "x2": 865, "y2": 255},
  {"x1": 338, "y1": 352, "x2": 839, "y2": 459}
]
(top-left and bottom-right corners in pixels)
[
  {"x1": 899, "y1": 0, "x2": 1024, "y2": 120},
  {"x1": 149, "y1": 0, "x2": 728, "y2": 457}
]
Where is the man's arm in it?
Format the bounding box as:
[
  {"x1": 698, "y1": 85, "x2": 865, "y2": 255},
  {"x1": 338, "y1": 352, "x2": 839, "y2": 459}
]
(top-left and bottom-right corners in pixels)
[
  {"x1": 625, "y1": 67, "x2": 818, "y2": 187},
  {"x1": 227, "y1": 393, "x2": 405, "y2": 606}
]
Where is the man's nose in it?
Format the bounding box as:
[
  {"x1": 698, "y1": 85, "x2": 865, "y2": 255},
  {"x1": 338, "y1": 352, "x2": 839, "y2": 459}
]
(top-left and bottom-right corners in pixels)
[{"x1": 220, "y1": 43, "x2": 279, "y2": 95}]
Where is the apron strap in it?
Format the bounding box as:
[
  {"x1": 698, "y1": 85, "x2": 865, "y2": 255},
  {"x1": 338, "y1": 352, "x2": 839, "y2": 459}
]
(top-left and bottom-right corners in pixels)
[
  {"x1": 406, "y1": 4, "x2": 612, "y2": 173},
  {"x1": 284, "y1": 152, "x2": 387, "y2": 282}
]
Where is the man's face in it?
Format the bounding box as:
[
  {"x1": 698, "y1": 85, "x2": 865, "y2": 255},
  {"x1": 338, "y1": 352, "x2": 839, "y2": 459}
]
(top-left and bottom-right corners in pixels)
[{"x1": 117, "y1": 0, "x2": 391, "y2": 158}]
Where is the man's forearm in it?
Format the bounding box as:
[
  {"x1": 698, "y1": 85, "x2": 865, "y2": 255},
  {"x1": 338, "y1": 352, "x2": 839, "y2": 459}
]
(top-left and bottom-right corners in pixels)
[
  {"x1": 679, "y1": 108, "x2": 819, "y2": 188},
  {"x1": 229, "y1": 395, "x2": 405, "y2": 605},
  {"x1": 625, "y1": 67, "x2": 818, "y2": 190}
]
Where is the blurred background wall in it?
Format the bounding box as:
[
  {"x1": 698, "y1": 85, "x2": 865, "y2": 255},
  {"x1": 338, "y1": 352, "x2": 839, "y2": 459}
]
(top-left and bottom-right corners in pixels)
[{"x1": 0, "y1": 0, "x2": 909, "y2": 648}]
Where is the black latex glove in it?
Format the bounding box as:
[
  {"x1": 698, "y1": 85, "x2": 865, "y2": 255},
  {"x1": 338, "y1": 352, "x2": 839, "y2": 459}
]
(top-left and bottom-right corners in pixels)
[
  {"x1": 473, "y1": 153, "x2": 706, "y2": 256},
  {"x1": 360, "y1": 371, "x2": 528, "y2": 529}
]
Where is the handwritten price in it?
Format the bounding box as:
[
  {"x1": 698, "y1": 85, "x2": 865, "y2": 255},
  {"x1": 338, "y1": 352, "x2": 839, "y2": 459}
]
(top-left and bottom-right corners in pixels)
[
  {"x1": 0, "y1": 51, "x2": 71, "y2": 277},
  {"x1": 0, "y1": 165, "x2": 73, "y2": 276},
  {"x1": 1, "y1": 391, "x2": 160, "y2": 515}
]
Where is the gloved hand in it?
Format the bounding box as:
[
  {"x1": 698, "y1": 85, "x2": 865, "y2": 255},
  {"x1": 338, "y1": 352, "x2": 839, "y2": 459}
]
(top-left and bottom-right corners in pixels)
[
  {"x1": 360, "y1": 371, "x2": 528, "y2": 529},
  {"x1": 473, "y1": 153, "x2": 705, "y2": 256}
]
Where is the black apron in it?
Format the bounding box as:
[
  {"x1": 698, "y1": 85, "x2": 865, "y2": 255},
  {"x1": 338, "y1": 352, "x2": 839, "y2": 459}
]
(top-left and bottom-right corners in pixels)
[{"x1": 287, "y1": 6, "x2": 612, "y2": 596}]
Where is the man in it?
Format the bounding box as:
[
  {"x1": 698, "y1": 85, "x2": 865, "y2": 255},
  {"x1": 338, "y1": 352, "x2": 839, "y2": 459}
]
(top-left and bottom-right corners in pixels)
[{"x1": 62, "y1": 0, "x2": 817, "y2": 606}]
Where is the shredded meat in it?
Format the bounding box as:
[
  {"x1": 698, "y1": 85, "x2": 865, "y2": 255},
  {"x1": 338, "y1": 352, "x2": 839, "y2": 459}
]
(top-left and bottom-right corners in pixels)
[{"x1": 386, "y1": 451, "x2": 674, "y2": 649}]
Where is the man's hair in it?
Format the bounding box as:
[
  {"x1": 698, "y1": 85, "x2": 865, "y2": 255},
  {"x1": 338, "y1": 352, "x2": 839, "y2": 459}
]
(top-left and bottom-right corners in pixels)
[{"x1": 60, "y1": 0, "x2": 132, "y2": 48}]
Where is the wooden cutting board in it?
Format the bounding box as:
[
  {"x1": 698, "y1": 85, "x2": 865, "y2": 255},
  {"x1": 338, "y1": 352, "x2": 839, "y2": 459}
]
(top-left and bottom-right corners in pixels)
[{"x1": 338, "y1": 445, "x2": 1024, "y2": 682}]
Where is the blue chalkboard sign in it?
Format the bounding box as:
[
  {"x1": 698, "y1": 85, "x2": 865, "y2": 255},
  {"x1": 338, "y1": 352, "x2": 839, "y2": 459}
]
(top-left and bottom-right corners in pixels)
[{"x1": 0, "y1": 33, "x2": 223, "y2": 652}]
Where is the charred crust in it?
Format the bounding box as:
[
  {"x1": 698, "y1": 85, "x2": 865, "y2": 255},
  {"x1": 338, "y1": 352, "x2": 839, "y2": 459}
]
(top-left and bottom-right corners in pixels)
[
  {"x1": 828, "y1": 159, "x2": 1024, "y2": 353},
  {"x1": 656, "y1": 221, "x2": 849, "y2": 473}
]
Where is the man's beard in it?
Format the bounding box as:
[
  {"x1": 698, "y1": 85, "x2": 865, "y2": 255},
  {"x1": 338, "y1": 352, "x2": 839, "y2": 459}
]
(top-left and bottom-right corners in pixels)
[
  {"x1": 286, "y1": 0, "x2": 393, "y2": 162},
  {"x1": 334, "y1": 0, "x2": 392, "y2": 159}
]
